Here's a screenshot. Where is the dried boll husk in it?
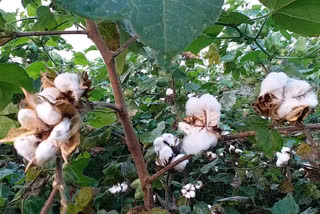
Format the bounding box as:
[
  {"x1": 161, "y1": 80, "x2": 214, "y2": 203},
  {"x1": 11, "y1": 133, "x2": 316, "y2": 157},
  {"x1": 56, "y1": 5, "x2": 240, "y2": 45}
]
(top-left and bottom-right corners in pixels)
[
  {"x1": 54, "y1": 73, "x2": 85, "y2": 104},
  {"x1": 39, "y1": 87, "x2": 61, "y2": 103},
  {"x1": 35, "y1": 139, "x2": 59, "y2": 166},
  {"x1": 36, "y1": 101, "x2": 62, "y2": 126},
  {"x1": 14, "y1": 135, "x2": 41, "y2": 162},
  {"x1": 18, "y1": 109, "x2": 48, "y2": 131}
]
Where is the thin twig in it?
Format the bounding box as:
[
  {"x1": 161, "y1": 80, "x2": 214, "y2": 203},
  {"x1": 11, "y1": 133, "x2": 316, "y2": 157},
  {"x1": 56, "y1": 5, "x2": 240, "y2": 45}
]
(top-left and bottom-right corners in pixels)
[
  {"x1": 147, "y1": 155, "x2": 192, "y2": 184},
  {"x1": 92, "y1": 101, "x2": 122, "y2": 113},
  {"x1": 113, "y1": 35, "x2": 138, "y2": 57},
  {"x1": 40, "y1": 157, "x2": 63, "y2": 214}
]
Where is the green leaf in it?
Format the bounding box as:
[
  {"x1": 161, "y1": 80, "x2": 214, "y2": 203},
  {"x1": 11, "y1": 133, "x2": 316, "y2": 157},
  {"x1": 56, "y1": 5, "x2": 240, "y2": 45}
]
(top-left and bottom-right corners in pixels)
[
  {"x1": 73, "y1": 52, "x2": 89, "y2": 65},
  {"x1": 200, "y1": 159, "x2": 219, "y2": 174},
  {"x1": 56, "y1": 0, "x2": 224, "y2": 68},
  {"x1": 271, "y1": 194, "x2": 299, "y2": 214},
  {"x1": 260, "y1": 0, "x2": 320, "y2": 36},
  {"x1": 24, "y1": 196, "x2": 46, "y2": 214},
  {"x1": 172, "y1": 70, "x2": 187, "y2": 80},
  {"x1": 193, "y1": 201, "x2": 210, "y2": 214},
  {"x1": 218, "y1": 11, "x2": 254, "y2": 25},
  {"x1": 140, "y1": 121, "x2": 166, "y2": 144},
  {"x1": 63, "y1": 152, "x2": 98, "y2": 187},
  {"x1": 26, "y1": 4, "x2": 36, "y2": 16},
  {"x1": 13, "y1": 37, "x2": 30, "y2": 47},
  {"x1": 0, "y1": 63, "x2": 33, "y2": 111},
  {"x1": 32, "y1": 6, "x2": 55, "y2": 31},
  {"x1": 0, "y1": 14, "x2": 5, "y2": 31},
  {"x1": 240, "y1": 50, "x2": 262, "y2": 64},
  {"x1": 179, "y1": 206, "x2": 191, "y2": 214},
  {"x1": 86, "y1": 108, "x2": 117, "y2": 128},
  {"x1": 26, "y1": 61, "x2": 46, "y2": 80}
]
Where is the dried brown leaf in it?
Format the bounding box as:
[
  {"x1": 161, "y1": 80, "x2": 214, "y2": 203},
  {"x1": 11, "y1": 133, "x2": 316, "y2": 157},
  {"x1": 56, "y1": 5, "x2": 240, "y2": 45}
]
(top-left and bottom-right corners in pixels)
[
  {"x1": 280, "y1": 180, "x2": 294, "y2": 193},
  {"x1": 0, "y1": 127, "x2": 36, "y2": 143},
  {"x1": 40, "y1": 71, "x2": 56, "y2": 88},
  {"x1": 55, "y1": 100, "x2": 78, "y2": 118}
]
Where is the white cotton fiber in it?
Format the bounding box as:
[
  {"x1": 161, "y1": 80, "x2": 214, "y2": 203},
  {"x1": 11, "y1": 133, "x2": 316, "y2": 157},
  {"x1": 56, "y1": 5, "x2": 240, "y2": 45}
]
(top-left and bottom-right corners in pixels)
[
  {"x1": 36, "y1": 101, "x2": 62, "y2": 125},
  {"x1": 156, "y1": 145, "x2": 173, "y2": 166},
  {"x1": 49, "y1": 117, "x2": 72, "y2": 142},
  {"x1": 284, "y1": 78, "x2": 311, "y2": 99},
  {"x1": 186, "y1": 97, "x2": 204, "y2": 116},
  {"x1": 35, "y1": 140, "x2": 58, "y2": 166},
  {"x1": 39, "y1": 87, "x2": 61, "y2": 103},
  {"x1": 54, "y1": 73, "x2": 85, "y2": 103},
  {"x1": 260, "y1": 72, "x2": 288, "y2": 99},
  {"x1": 18, "y1": 109, "x2": 48, "y2": 131},
  {"x1": 276, "y1": 98, "x2": 302, "y2": 119},
  {"x1": 14, "y1": 135, "x2": 41, "y2": 162},
  {"x1": 182, "y1": 129, "x2": 218, "y2": 155},
  {"x1": 301, "y1": 91, "x2": 318, "y2": 108},
  {"x1": 199, "y1": 94, "x2": 221, "y2": 126},
  {"x1": 162, "y1": 133, "x2": 177, "y2": 146},
  {"x1": 153, "y1": 137, "x2": 165, "y2": 154},
  {"x1": 171, "y1": 154, "x2": 189, "y2": 172},
  {"x1": 276, "y1": 152, "x2": 290, "y2": 167}
]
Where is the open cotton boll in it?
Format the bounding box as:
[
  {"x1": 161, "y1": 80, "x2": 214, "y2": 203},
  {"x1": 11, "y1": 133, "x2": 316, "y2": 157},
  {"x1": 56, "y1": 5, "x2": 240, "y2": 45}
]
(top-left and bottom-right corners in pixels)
[
  {"x1": 276, "y1": 152, "x2": 290, "y2": 167},
  {"x1": 14, "y1": 135, "x2": 41, "y2": 162},
  {"x1": 162, "y1": 133, "x2": 177, "y2": 146},
  {"x1": 182, "y1": 129, "x2": 218, "y2": 155},
  {"x1": 54, "y1": 73, "x2": 85, "y2": 103},
  {"x1": 284, "y1": 78, "x2": 310, "y2": 99},
  {"x1": 156, "y1": 145, "x2": 173, "y2": 166},
  {"x1": 35, "y1": 140, "x2": 58, "y2": 166},
  {"x1": 301, "y1": 91, "x2": 318, "y2": 108},
  {"x1": 18, "y1": 109, "x2": 48, "y2": 130},
  {"x1": 49, "y1": 117, "x2": 71, "y2": 142},
  {"x1": 260, "y1": 72, "x2": 288, "y2": 99},
  {"x1": 277, "y1": 98, "x2": 302, "y2": 119},
  {"x1": 281, "y1": 147, "x2": 291, "y2": 154},
  {"x1": 186, "y1": 97, "x2": 204, "y2": 116},
  {"x1": 171, "y1": 154, "x2": 189, "y2": 172},
  {"x1": 36, "y1": 101, "x2": 62, "y2": 125},
  {"x1": 39, "y1": 87, "x2": 61, "y2": 103},
  {"x1": 179, "y1": 122, "x2": 199, "y2": 135},
  {"x1": 199, "y1": 94, "x2": 221, "y2": 126},
  {"x1": 153, "y1": 137, "x2": 166, "y2": 154}
]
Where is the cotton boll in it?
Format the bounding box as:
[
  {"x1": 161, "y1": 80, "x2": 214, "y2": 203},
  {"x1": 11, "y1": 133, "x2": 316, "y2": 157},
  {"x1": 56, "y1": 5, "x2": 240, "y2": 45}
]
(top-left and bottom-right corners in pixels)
[
  {"x1": 186, "y1": 97, "x2": 204, "y2": 116},
  {"x1": 39, "y1": 87, "x2": 61, "y2": 103},
  {"x1": 120, "y1": 182, "x2": 128, "y2": 192},
  {"x1": 229, "y1": 145, "x2": 235, "y2": 153},
  {"x1": 277, "y1": 98, "x2": 302, "y2": 119},
  {"x1": 54, "y1": 73, "x2": 85, "y2": 103},
  {"x1": 260, "y1": 72, "x2": 288, "y2": 98},
  {"x1": 302, "y1": 91, "x2": 318, "y2": 108},
  {"x1": 281, "y1": 147, "x2": 291, "y2": 154},
  {"x1": 153, "y1": 137, "x2": 165, "y2": 154},
  {"x1": 36, "y1": 101, "x2": 62, "y2": 125},
  {"x1": 200, "y1": 94, "x2": 221, "y2": 126},
  {"x1": 166, "y1": 88, "x2": 173, "y2": 96},
  {"x1": 35, "y1": 140, "x2": 58, "y2": 166},
  {"x1": 235, "y1": 149, "x2": 243, "y2": 154},
  {"x1": 171, "y1": 154, "x2": 189, "y2": 172},
  {"x1": 276, "y1": 152, "x2": 290, "y2": 167},
  {"x1": 49, "y1": 117, "x2": 72, "y2": 143},
  {"x1": 156, "y1": 145, "x2": 173, "y2": 166},
  {"x1": 284, "y1": 78, "x2": 310, "y2": 98},
  {"x1": 14, "y1": 135, "x2": 41, "y2": 162},
  {"x1": 179, "y1": 122, "x2": 197, "y2": 135},
  {"x1": 18, "y1": 109, "x2": 48, "y2": 130},
  {"x1": 182, "y1": 129, "x2": 218, "y2": 155},
  {"x1": 162, "y1": 133, "x2": 176, "y2": 146}
]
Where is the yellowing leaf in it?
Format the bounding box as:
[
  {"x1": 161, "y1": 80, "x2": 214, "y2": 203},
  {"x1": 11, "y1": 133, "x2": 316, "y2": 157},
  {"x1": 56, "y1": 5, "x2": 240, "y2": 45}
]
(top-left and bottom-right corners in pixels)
[
  {"x1": 0, "y1": 127, "x2": 35, "y2": 143},
  {"x1": 204, "y1": 44, "x2": 220, "y2": 66}
]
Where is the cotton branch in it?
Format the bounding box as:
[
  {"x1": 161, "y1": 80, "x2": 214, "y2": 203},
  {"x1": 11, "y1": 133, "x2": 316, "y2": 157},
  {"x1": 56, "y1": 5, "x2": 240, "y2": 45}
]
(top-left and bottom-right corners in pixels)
[
  {"x1": 113, "y1": 35, "x2": 138, "y2": 57},
  {"x1": 85, "y1": 19, "x2": 154, "y2": 209},
  {"x1": 40, "y1": 157, "x2": 63, "y2": 214},
  {"x1": 146, "y1": 155, "x2": 192, "y2": 184}
]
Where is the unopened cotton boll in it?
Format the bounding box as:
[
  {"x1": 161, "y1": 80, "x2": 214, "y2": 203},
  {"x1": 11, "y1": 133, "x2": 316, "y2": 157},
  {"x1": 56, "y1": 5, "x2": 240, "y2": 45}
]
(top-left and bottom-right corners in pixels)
[
  {"x1": 156, "y1": 145, "x2": 173, "y2": 166},
  {"x1": 18, "y1": 109, "x2": 48, "y2": 130},
  {"x1": 35, "y1": 140, "x2": 58, "y2": 166},
  {"x1": 14, "y1": 135, "x2": 41, "y2": 162},
  {"x1": 36, "y1": 101, "x2": 62, "y2": 125},
  {"x1": 259, "y1": 72, "x2": 288, "y2": 99},
  {"x1": 276, "y1": 152, "x2": 290, "y2": 167},
  {"x1": 54, "y1": 73, "x2": 85, "y2": 103},
  {"x1": 182, "y1": 129, "x2": 218, "y2": 155},
  {"x1": 49, "y1": 117, "x2": 71, "y2": 142},
  {"x1": 39, "y1": 87, "x2": 61, "y2": 103},
  {"x1": 171, "y1": 154, "x2": 189, "y2": 172}
]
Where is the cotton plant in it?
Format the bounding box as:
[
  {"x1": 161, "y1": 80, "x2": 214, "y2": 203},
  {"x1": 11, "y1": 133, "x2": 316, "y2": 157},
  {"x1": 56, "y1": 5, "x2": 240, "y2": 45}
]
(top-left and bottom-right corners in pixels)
[
  {"x1": 153, "y1": 133, "x2": 189, "y2": 172},
  {"x1": 2, "y1": 72, "x2": 91, "y2": 171},
  {"x1": 253, "y1": 72, "x2": 318, "y2": 123},
  {"x1": 179, "y1": 94, "x2": 222, "y2": 155}
]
